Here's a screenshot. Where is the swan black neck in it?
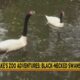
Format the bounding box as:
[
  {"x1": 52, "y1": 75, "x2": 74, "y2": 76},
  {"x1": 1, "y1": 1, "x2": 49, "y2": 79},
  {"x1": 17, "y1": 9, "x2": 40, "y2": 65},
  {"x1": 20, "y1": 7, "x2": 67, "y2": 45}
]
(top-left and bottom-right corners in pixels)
[
  {"x1": 22, "y1": 14, "x2": 31, "y2": 36},
  {"x1": 60, "y1": 13, "x2": 64, "y2": 23}
]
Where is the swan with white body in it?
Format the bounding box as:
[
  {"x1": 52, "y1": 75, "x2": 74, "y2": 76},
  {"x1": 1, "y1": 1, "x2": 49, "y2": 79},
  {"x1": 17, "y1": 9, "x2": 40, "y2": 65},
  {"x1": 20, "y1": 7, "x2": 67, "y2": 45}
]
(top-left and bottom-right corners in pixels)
[
  {"x1": 0, "y1": 11, "x2": 35, "y2": 53},
  {"x1": 45, "y1": 11, "x2": 64, "y2": 29}
]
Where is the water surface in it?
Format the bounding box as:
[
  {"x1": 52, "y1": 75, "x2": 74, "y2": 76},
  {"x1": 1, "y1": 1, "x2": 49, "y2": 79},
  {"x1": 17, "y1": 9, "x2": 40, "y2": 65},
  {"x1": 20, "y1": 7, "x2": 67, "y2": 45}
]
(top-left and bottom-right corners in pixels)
[{"x1": 0, "y1": 0, "x2": 80, "y2": 80}]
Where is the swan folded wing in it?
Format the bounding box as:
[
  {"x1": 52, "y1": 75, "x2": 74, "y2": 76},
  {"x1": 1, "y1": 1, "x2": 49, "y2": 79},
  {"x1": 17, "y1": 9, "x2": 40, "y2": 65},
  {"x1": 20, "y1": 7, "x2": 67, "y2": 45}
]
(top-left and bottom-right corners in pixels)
[
  {"x1": 0, "y1": 39, "x2": 26, "y2": 52},
  {"x1": 45, "y1": 16, "x2": 60, "y2": 22},
  {"x1": 0, "y1": 39, "x2": 20, "y2": 52},
  {"x1": 45, "y1": 16, "x2": 60, "y2": 25}
]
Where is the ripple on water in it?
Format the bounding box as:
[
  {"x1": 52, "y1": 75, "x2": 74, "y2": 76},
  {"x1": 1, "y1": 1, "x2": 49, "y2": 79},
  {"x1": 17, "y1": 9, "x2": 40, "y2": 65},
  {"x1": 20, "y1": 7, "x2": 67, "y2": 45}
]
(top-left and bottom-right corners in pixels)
[
  {"x1": 0, "y1": 27, "x2": 8, "y2": 35},
  {"x1": 0, "y1": 23, "x2": 8, "y2": 41}
]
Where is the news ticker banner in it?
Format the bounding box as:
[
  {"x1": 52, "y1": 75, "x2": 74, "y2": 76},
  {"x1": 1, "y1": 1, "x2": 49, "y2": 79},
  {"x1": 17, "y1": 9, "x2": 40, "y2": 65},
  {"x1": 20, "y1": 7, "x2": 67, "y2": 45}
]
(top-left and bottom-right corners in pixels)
[{"x1": 0, "y1": 62, "x2": 80, "y2": 71}]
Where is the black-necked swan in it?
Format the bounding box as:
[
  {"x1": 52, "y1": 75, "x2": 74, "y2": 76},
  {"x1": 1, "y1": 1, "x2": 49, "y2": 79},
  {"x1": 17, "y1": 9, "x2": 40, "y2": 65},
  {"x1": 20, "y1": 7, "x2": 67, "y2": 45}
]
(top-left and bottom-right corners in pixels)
[
  {"x1": 0, "y1": 10, "x2": 35, "y2": 53},
  {"x1": 45, "y1": 11, "x2": 64, "y2": 29}
]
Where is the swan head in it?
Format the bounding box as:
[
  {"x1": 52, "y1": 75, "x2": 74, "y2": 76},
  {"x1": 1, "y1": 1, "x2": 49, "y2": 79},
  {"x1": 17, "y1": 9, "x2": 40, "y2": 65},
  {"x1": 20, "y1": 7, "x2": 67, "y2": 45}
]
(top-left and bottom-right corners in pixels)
[
  {"x1": 60, "y1": 11, "x2": 64, "y2": 23},
  {"x1": 28, "y1": 10, "x2": 35, "y2": 16},
  {"x1": 60, "y1": 11, "x2": 64, "y2": 16}
]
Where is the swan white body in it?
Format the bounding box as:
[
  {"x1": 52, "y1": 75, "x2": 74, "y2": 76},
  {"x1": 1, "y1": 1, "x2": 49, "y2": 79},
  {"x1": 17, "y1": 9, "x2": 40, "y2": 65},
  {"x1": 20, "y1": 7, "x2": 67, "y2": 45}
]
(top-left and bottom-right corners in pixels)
[
  {"x1": 0, "y1": 36, "x2": 27, "y2": 53},
  {"x1": 45, "y1": 15, "x2": 64, "y2": 29}
]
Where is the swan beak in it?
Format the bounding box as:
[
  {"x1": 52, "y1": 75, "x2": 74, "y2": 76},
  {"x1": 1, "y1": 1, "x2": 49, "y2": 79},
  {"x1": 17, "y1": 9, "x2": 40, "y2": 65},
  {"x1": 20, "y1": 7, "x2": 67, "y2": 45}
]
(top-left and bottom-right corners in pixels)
[
  {"x1": 28, "y1": 10, "x2": 36, "y2": 15},
  {"x1": 32, "y1": 11, "x2": 36, "y2": 14}
]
